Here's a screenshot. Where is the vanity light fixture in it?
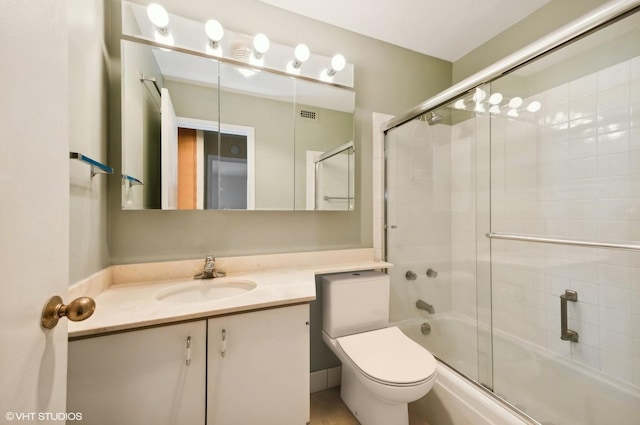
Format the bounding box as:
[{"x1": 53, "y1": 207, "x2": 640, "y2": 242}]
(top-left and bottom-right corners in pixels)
[
  {"x1": 320, "y1": 54, "x2": 346, "y2": 81},
  {"x1": 287, "y1": 44, "x2": 310, "y2": 74},
  {"x1": 205, "y1": 19, "x2": 224, "y2": 55},
  {"x1": 253, "y1": 33, "x2": 270, "y2": 59},
  {"x1": 147, "y1": 3, "x2": 174, "y2": 46},
  {"x1": 327, "y1": 54, "x2": 346, "y2": 76},
  {"x1": 147, "y1": 3, "x2": 169, "y2": 32}
]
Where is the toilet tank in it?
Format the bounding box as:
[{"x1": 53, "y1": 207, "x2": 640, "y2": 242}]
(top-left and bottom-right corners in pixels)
[{"x1": 322, "y1": 271, "x2": 390, "y2": 338}]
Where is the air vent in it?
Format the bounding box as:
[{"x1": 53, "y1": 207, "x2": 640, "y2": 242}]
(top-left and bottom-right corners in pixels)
[{"x1": 300, "y1": 110, "x2": 317, "y2": 120}]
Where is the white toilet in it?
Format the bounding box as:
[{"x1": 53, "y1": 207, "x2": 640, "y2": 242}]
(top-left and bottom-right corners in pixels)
[{"x1": 321, "y1": 271, "x2": 437, "y2": 425}]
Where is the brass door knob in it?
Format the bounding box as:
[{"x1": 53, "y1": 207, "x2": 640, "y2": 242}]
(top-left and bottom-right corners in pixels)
[{"x1": 41, "y1": 295, "x2": 96, "y2": 329}]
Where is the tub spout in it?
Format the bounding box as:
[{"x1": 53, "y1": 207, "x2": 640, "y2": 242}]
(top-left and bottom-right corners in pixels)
[{"x1": 416, "y1": 299, "x2": 435, "y2": 314}]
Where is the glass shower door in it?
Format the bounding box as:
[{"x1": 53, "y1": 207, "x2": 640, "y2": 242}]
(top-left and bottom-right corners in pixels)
[
  {"x1": 385, "y1": 97, "x2": 493, "y2": 386},
  {"x1": 488, "y1": 9, "x2": 640, "y2": 424}
]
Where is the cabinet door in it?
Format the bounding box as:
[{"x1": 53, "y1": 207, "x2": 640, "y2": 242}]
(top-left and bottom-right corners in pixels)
[
  {"x1": 207, "y1": 304, "x2": 310, "y2": 425},
  {"x1": 68, "y1": 321, "x2": 206, "y2": 425}
]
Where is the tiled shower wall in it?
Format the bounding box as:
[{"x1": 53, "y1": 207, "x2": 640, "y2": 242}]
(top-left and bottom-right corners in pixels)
[
  {"x1": 489, "y1": 56, "x2": 640, "y2": 387},
  {"x1": 385, "y1": 120, "x2": 453, "y2": 323}
]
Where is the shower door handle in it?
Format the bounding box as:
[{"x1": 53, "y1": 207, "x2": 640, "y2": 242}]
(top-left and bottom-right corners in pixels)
[{"x1": 560, "y1": 290, "x2": 578, "y2": 342}]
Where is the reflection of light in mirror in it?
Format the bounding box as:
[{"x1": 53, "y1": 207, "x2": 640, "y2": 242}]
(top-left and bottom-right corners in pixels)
[
  {"x1": 454, "y1": 99, "x2": 466, "y2": 109},
  {"x1": 507, "y1": 108, "x2": 519, "y2": 117},
  {"x1": 526, "y1": 101, "x2": 541, "y2": 112},
  {"x1": 508, "y1": 96, "x2": 523, "y2": 108},
  {"x1": 472, "y1": 88, "x2": 487, "y2": 102},
  {"x1": 489, "y1": 93, "x2": 503, "y2": 105},
  {"x1": 489, "y1": 105, "x2": 501, "y2": 114}
]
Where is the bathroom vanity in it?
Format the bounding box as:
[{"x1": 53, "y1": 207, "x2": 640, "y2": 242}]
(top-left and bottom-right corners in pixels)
[
  {"x1": 66, "y1": 249, "x2": 390, "y2": 425},
  {"x1": 68, "y1": 305, "x2": 308, "y2": 425}
]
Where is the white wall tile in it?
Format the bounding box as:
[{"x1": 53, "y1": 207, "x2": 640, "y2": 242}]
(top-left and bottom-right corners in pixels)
[{"x1": 598, "y1": 61, "x2": 630, "y2": 92}]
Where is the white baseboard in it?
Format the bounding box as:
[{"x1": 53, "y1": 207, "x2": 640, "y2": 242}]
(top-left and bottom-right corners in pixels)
[{"x1": 310, "y1": 366, "x2": 342, "y2": 393}]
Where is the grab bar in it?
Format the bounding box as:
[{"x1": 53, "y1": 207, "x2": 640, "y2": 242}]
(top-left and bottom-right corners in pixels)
[
  {"x1": 560, "y1": 290, "x2": 579, "y2": 343},
  {"x1": 486, "y1": 232, "x2": 640, "y2": 252}
]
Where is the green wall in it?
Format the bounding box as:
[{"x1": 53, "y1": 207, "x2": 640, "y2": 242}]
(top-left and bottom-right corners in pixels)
[{"x1": 452, "y1": 0, "x2": 611, "y2": 83}]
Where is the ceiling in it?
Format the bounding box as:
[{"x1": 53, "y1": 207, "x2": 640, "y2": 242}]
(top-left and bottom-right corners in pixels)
[{"x1": 255, "y1": 0, "x2": 552, "y2": 62}]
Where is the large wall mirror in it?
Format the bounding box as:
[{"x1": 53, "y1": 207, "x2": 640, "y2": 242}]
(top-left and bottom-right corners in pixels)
[{"x1": 120, "y1": 1, "x2": 355, "y2": 211}]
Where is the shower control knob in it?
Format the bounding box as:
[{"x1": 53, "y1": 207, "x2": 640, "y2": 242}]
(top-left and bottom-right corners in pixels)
[
  {"x1": 405, "y1": 271, "x2": 417, "y2": 281},
  {"x1": 426, "y1": 268, "x2": 438, "y2": 278}
]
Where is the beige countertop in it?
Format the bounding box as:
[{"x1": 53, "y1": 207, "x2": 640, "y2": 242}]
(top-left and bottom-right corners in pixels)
[{"x1": 68, "y1": 249, "x2": 391, "y2": 338}]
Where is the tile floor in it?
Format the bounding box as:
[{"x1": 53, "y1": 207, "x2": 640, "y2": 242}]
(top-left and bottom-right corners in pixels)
[{"x1": 310, "y1": 387, "x2": 431, "y2": 425}]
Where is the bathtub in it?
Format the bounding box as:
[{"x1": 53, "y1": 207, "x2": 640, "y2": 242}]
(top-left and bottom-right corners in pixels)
[{"x1": 396, "y1": 313, "x2": 640, "y2": 425}]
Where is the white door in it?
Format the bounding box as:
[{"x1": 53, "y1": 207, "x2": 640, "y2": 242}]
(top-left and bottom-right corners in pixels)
[
  {"x1": 0, "y1": 1, "x2": 70, "y2": 422},
  {"x1": 161, "y1": 88, "x2": 179, "y2": 209}
]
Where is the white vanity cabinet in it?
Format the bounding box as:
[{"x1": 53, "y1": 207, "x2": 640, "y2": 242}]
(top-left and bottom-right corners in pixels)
[
  {"x1": 67, "y1": 321, "x2": 207, "y2": 425},
  {"x1": 207, "y1": 304, "x2": 310, "y2": 425}
]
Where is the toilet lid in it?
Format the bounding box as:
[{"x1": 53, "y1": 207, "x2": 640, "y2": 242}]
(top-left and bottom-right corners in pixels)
[{"x1": 337, "y1": 327, "x2": 436, "y2": 385}]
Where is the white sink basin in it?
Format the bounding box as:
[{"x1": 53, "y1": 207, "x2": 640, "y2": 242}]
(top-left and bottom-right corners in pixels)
[{"x1": 156, "y1": 279, "x2": 257, "y2": 303}]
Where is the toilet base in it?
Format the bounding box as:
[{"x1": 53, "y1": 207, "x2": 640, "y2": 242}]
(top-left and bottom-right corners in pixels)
[{"x1": 340, "y1": 364, "x2": 409, "y2": 425}]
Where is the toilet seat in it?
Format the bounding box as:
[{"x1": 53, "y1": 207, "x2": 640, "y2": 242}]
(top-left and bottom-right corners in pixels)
[{"x1": 336, "y1": 327, "x2": 436, "y2": 387}]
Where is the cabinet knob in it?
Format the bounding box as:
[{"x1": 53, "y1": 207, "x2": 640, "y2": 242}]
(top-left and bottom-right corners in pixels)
[{"x1": 41, "y1": 295, "x2": 96, "y2": 329}]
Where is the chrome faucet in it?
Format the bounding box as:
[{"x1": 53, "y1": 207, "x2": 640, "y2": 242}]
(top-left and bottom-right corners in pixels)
[
  {"x1": 416, "y1": 299, "x2": 435, "y2": 314},
  {"x1": 194, "y1": 255, "x2": 226, "y2": 279}
]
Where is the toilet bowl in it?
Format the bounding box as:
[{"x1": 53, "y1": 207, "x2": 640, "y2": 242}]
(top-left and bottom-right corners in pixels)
[{"x1": 321, "y1": 271, "x2": 437, "y2": 425}]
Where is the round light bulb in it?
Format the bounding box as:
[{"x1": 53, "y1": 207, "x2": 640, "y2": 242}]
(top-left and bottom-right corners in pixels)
[
  {"x1": 294, "y1": 44, "x2": 310, "y2": 63},
  {"x1": 253, "y1": 33, "x2": 270, "y2": 54},
  {"x1": 526, "y1": 101, "x2": 542, "y2": 112},
  {"x1": 205, "y1": 19, "x2": 224, "y2": 42},
  {"x1": 147, "y1": 3, "x2": 169, "y2": 29},
  {"x1": 508, "y1": 96, "x2": 523, "y2": 108},
  {"x1": 489, "y1": 93, "x2": 503, "y2": 105},
  {"x1": 331, "y1": 54, "x2": 346, "y2": 72},
  {"x1": 472, "y1": 88, "x2": 487, "y2": 103}
]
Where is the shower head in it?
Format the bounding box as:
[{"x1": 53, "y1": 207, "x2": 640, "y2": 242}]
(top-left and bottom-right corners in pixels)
[
  {"x1": 427, "y1": 111, "x2": 443, "y2": 125},
  {"x1": 419, "y1": 111, "x2": 443, "y2": 125}
]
